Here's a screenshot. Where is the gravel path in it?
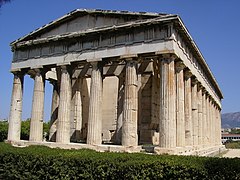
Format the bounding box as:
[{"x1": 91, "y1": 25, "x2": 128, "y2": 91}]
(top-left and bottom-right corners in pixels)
[{"x1": 222, "y1": 149, "x2": 240, "y2": 158}]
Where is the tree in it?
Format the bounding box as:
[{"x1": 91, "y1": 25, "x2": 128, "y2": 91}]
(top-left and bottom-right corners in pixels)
[
  {"x1": 21, "y1": 119, "x2": 30, "y2": 140},
  {"x1": 0, "y1": 118, "x2": 50, "y2": 142},
  {"x1": 0, "y1": 120, "x2": 8, "y2": 142}
]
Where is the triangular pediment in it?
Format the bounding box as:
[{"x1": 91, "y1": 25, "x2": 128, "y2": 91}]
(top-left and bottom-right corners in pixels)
[{"x1": 12, "y1": 9, "x2": 165, "y2": 45}]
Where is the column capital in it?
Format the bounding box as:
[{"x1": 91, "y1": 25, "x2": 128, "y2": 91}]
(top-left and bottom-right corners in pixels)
[
  {"x1": 184, "y1": 69, "x2": 192, "y2": 79},
  {"x1": 157, "y1": 53, "x2": 177, "y2": 62},
  {"x1": 33, "y1": 68, "x2": 42, "y2": 75},
  {"x1": 175, "y1": 61, "x2": 185, "y2": 73},
  {"x1": 11, "y1": 69, "x2": 25, "y2": 77},
  {"x1": 202, "y1": 87, "x2": 207, "y2": 94},
  {"x1": 59, "y1": 65, "x2": 73, "y2": 76},
  {"x1": 191, "y1": 77, "x2": 198, "y2": 86},
  {"x1": 197, "y1": 82, "x2": 203, "y2": 90},
  {"x1": 28, "y1": 68, "x2": 47, "y2": 78}
]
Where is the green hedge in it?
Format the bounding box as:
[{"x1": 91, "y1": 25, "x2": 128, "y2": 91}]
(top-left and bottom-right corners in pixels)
[{"x1": 0, "y1": 143, "x2": 240, "y2": 179}]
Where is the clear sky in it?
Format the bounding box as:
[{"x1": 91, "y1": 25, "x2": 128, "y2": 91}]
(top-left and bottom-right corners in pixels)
[{"x1": 0, "y1": 0, "x2": 240, "y2": 121}]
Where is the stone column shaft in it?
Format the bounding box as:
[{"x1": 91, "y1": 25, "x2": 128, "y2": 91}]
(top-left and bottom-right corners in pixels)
[
  {"x1": 206, "y1": 96, "x2": 210, "y2": 144},
  {"x1": 176, "y1": 62, "x2": 185, "y2": 147},
  {"x1": 209, "y1": 101, "x2": 213, "y2": 145},
  {"x1": 8, "y1": 73, "x2": 24, "y2": 141},
  {"x1": 116, "y1": 73, "x2": 125, "y2": 144},
  {"x1": 30, "y1": 69, "x2": 45, "y2": 142},
  {"x1": 218, "y1": 108, "x2": 222, "y2": 145},
  {"x1": 87, "y1": 62, "x2": 103, "y2": 145},
  {"x1": 49, "y1": 81, "x2": 59, "y2": 142},
  {"x1": 159, "y1": 58, "x2": 176, "y2": 148},
  {"x1": 211, "y1": 102, "x2": 215, "y2": 145},
  {"x1": 214, "y1": 105, "x2": 218, "y2": 145},
  {"x1": 202, "y1": 93, "x2": 207, "y2": 145},
  {"x1": 191, "y1": 79, "x2": 198, "y2": 146},
  {"x1": 56, "y1": 66, "x2": 72, "y2": 143},
  {"x1": 75, "y1": 78, "x2": 83, "y2": 141},
  {"x1": 122, "y1": 59, "x2": 138, "y2": 146},
  {"x1": 184, "y1": 71, "x2": 193, "y2": 146},
  {"x1": 197, "y1": 87, "x2": 203, "y2": 145}
]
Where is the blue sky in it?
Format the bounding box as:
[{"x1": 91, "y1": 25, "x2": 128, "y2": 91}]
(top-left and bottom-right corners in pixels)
[{"x1": 0, "y1": 0, "x2": 239, "y2": 121}]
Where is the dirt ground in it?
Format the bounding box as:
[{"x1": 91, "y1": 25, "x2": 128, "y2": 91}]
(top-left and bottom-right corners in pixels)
[{"x1": 222, "y1": 149, "x2": 240, "y2": 158}]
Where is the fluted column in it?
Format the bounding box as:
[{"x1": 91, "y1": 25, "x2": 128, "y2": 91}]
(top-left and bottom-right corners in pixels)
[
  {"x1": 159, "y1": 56, "x2": 176, "y2": 148},
  {"x1": 87, "y1": 62, "x2": 103, "y2": 145},
  {"x1": 209, "y1": 100, "x2": 213, "y2": 145},
  {"x1": 206, "y1": 95, "x2": 210, "y2": 144},
  {"x1": 197, "y1": 85, "x2": 203, "y2": 146},
  {"x1": 175, "y1": 61, "x2": 185, "y2": 147},
  {"x1": 211, "y1": 102, "x2": 215, "y2": 145},
  {"x1": 202, "y1": 91, "x2": 207, "y2": 145},
  {"x1": 75, "y1": 78, "x2": 83, "y2": 142},
  {"x1": 122, "y1": 59, "x2": 138, "y2": 146},
  {"x1": 184, "y1": 70, "x2": 193, "y2": 146},
  {"x1": 8, "y1": 72, "x2": 24, "y2": 141},
  {"x1": 191, "y1": 78, "x2": 198, "y2": 146},
  {"x1": 49, "y1": 81, "x2": 59, "y2": 142},
  {"x1": 214, "y1": 104, "x2": 218, "y2": 145},
  {"x1": 29, "y1": 69, "x2": 45, "y2": 142},
  {"x1": 56, "y1": 65, "x2": 72, "y2": 143},
  {"x1": 217, "y1": 108, "x2": 222, "y2": 145},
  {"x1": 116, "y1": 73, "x2": 124, "y2": 144}
]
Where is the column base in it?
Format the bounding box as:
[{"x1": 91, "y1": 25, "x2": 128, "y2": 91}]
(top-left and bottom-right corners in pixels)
[
  {"x1": 154, "y1": 145, "x2": 226, "y2": 156},
  {"x1": 5, "y1": 140, "x2": 226, "y2": 157},
  {"x1": 5, "y1": 140, "x2": 143, "y2": 153}
]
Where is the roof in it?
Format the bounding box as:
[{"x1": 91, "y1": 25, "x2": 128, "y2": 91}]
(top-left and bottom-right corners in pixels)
[
  {"x1": 11, "y1": 9, "x2": 168, "y2": 45},
  {"x1": 222, "y1": 134, "x2": 240, "y2": 137}
]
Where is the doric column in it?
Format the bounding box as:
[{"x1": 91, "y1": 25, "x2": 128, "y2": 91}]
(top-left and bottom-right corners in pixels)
[
  {"x1": 8, "y1": 72, "x2": 24, "y2": 141},
  {"x1": 214, "y1": 104, "x2": 219, "y2": 145},
  {"x1": 206, "y1": 95, "x2": 211, "y2": 144},
  {"x1": 217, "y1": 107, "x2": 222, "y2": 145},
  {"x1": 87, "y1": 62, "x2": 103, "y2": 145},
  {"x1": 159, "y1": 56, "x2": 176, "y2": 148},
  {"x1": 191, "y1": 78, "x2": 198, "y2": 146},
  {"x1": 29, "y1": 69, "x2": 45, "y2": 142},
  {"x1": 56, "y1": 65, "x2": 72, "y2": 143},
  {"x1": 211, "y1": 101, "x2": 215, "y2": 145},
  {"x1": 49, "y1": 81, "x2": 59, "y2": 142},
  {"x1": 197, "y1": 85, "x2": 203, "y2": 146},
  {"x1": 202, "y1": 91, "x2": 207, "y2": 145},
  {"x1": 116, "y1": 72, "x2": 125, "y2": 144},
  {"x1": 74, "y1": 77, "x2": 83, "y2": 142},
  {"x1": 209, "y1": 100, "x2": 213, "y2": 145},
  {"x1": 175, "y1": 61, "x2": 185, "y2": 147},
  {"x1": 122, "y1": 59, "x2": 138, "y2": 146},
  {"x1": 210, "y1": 101, "x2": 213, "y2": 145},
  {"x1": 184, "y1": 70, "x2": 193, "y2": 146}
]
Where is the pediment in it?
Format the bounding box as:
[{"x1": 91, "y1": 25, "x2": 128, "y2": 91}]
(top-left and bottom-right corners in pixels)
[{"x1": 12, "y1": 9, "x2": 162, "y2": 45}]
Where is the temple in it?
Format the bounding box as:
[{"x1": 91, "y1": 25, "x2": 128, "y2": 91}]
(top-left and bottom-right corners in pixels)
[{"x1": 7, "y1": 9, "x2": 224, "y2": 155}]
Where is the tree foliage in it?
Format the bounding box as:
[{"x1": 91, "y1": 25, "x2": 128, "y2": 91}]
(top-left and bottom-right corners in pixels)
[
  {"x1": 0, "y1": 119, "x2": 50, "y2": 142},
  {"x1": 0, "y1": 121, "x2": 8, "y2": 141}
]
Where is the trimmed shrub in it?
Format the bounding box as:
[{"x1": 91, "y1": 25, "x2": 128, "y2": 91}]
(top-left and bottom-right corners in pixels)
[{"x1": 0, "y1": 143, "x2": 240, "y2": 179}]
